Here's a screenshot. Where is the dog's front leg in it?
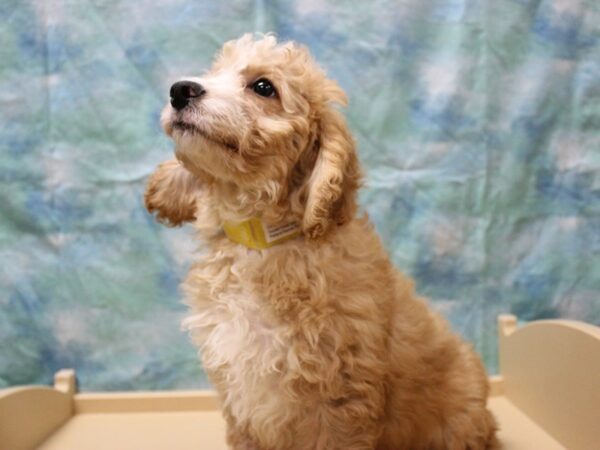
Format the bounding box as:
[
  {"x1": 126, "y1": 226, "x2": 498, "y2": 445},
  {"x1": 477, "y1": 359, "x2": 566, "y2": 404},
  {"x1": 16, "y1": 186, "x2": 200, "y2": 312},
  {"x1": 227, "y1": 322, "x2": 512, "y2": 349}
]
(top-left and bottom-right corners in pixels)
[
  {"x1": 226, "y1": 428, "x2": 261, "y2": 450},
  {"x1": 144, "y1": 159, "x2": 202, "y2": 226},
  {"x1": 299, "y1": 398, "x2": 384, "y2": 450},
  {"x1": 220, "y1": 405, "x2": 263, "y2": 450},
  {"x1": 285, "y1": 339, "x2": 386, "y2": 450}
]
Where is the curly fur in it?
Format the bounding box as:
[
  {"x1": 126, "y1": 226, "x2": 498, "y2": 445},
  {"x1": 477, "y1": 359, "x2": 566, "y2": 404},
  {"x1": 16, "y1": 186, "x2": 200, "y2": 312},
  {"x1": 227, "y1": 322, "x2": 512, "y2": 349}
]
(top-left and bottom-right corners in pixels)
[{"x1": 145, "y1": 34, "x2": 498, "y2": 450}]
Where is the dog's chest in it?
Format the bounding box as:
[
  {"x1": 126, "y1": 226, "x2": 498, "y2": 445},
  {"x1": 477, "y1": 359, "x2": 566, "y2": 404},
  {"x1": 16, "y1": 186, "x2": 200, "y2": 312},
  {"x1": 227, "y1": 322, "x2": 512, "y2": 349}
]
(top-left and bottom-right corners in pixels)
[{"x1": 183, "y1": 258, "x2": 293, "y2": 425}]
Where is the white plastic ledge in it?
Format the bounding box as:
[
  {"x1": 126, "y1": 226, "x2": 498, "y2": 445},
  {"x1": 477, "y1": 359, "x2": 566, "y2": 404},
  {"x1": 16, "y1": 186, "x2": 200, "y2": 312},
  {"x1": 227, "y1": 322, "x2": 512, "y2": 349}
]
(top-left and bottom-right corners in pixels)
[{"x1": 1, "y1": 315, "x2": 599, "y2": 450}]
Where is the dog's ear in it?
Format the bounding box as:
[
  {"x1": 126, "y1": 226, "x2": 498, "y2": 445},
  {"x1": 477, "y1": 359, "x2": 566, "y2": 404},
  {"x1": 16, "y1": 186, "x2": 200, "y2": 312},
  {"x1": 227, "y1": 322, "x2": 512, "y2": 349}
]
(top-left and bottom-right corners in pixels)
[
  {"x1": 144, "y1": 159, "x2": 201, "y2": 227},
  {"x1": 302, "y1": 99, "x2": 361, "y2": 240}
]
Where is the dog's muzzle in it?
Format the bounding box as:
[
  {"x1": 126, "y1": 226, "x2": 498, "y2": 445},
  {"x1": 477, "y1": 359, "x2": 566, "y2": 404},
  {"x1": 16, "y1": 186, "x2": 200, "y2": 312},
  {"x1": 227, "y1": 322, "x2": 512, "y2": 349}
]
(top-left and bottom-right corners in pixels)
[{"x1": 170, "y1": 81, "x2": 206, "y2": 111}]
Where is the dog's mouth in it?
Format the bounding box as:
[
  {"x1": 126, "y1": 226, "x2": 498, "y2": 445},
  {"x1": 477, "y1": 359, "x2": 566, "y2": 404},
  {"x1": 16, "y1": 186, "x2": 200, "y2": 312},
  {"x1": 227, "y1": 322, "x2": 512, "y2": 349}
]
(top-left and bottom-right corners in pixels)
[{"x1": 172, "y1": 120, "x2": 238, "y2": 152}]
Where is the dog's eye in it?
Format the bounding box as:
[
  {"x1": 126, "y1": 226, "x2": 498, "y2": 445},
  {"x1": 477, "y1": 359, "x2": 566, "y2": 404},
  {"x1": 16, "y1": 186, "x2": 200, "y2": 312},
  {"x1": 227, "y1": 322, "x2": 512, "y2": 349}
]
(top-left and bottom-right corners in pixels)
[{"x1": 252, "y1": 78, "x2": 276, "y2": 97}]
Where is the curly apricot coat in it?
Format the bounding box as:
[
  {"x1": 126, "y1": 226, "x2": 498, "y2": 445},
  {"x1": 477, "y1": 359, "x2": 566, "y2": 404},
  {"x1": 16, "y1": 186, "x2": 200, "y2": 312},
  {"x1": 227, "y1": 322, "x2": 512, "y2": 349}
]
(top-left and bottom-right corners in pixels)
[{"x1": 145, "y1": 34, "x2": 498, "y2": 450}]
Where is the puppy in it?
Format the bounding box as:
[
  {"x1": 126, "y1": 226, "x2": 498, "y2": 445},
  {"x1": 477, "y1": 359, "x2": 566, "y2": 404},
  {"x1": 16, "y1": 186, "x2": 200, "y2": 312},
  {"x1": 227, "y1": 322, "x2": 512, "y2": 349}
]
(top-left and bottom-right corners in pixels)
[{"x1": 145, "y1": 34, "x2": 498, "y2": 450}]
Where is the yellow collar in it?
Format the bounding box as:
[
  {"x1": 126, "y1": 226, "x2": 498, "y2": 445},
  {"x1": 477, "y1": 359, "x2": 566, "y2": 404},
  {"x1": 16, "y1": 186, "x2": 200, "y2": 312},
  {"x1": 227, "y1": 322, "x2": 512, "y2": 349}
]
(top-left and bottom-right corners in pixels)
[{"x1": 223, "y1": 217, "x2": 302, "y2": 249}]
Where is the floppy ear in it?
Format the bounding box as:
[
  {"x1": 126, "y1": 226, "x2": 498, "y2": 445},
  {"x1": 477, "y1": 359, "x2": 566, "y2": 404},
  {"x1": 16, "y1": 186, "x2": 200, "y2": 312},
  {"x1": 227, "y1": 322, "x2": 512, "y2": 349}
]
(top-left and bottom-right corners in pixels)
[
  {"x1": 302, "y1": 106, "x2": 362, "y2": 240},
  {"x1": 144, "y1": 159, "x2": 202, "y2": 227}
]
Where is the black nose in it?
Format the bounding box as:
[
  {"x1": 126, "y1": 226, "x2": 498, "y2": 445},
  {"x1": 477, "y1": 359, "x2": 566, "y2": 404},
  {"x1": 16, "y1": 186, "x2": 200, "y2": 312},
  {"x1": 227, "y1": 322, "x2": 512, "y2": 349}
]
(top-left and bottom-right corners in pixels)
[{"x1": 170, "y1": 81, "x2": 206, "y2": 110}]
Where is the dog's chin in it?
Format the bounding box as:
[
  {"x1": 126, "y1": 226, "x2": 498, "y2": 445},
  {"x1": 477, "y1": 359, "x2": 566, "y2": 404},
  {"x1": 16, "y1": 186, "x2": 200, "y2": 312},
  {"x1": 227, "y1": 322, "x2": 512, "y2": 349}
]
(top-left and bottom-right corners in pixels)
[{"x1": 171, "y1": 120, "x2": 238, "y2": 153}]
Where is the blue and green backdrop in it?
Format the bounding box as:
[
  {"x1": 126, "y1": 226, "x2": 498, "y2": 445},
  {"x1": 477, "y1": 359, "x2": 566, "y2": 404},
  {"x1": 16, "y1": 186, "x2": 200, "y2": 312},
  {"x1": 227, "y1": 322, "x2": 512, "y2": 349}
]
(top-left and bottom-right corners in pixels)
[{"x1": 1, "y1": 0, "x2": 599, "y2": 390}]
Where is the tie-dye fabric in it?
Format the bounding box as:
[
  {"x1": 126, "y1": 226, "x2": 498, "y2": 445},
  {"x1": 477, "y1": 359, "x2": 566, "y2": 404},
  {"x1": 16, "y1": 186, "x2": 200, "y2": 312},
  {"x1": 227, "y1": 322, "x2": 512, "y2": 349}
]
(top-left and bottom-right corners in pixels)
[{"x1": 1, "y1": 0, "x2": 598, "y2": 390}]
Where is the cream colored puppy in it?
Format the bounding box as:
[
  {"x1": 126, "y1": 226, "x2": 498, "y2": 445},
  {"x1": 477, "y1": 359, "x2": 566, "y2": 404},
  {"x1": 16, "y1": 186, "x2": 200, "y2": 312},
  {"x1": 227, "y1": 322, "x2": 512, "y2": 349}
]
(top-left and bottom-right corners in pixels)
[{"x1": 145, "y1": 34, "x2": 498, "y2": 450}]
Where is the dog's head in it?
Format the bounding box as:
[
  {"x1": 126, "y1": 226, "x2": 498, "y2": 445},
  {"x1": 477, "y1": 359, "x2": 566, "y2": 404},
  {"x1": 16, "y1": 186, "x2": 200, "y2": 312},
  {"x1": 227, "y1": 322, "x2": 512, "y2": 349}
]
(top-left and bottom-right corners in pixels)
[{"x1": 161, "y1": 34, "x2": 361, "y2": 239}]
